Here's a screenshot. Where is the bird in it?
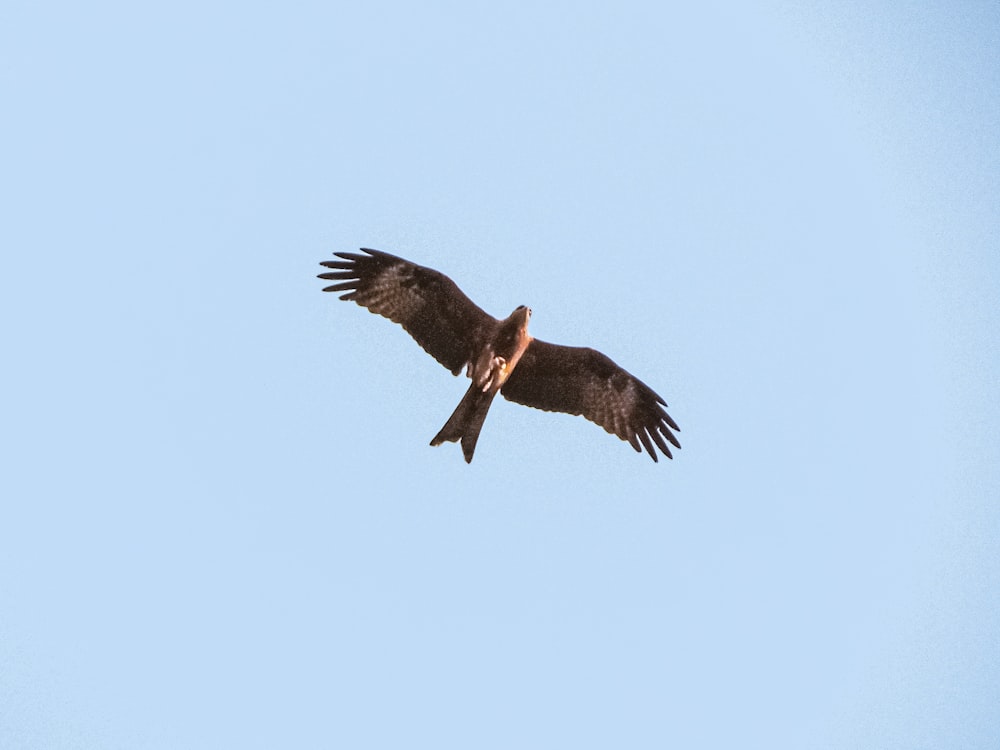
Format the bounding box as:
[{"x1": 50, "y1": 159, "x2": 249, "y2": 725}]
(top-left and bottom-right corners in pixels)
[{"x1": 318, "y1": 248, "x2": 680, "y2": 463}]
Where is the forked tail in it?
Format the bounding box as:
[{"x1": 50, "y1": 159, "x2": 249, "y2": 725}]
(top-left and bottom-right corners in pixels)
[{"x1": 430, "y1": 384, "x2": 497, "y2": 463}]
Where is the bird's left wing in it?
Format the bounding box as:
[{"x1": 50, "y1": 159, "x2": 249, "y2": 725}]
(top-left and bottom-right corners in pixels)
[
  {"x1": 501, "y1": 339, "x2": 681, "y2": 461},
  {"x1": 319, "y1": 248, "x2": 496, "y2": 375}
]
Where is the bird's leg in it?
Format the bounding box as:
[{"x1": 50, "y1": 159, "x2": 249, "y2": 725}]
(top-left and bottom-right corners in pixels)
[
  {"x1": 470, "y1": 346, "x2": 511, "y2": 391},
  {"x1": 482, "y1": 356, "x2": 508, "y2": 392}
]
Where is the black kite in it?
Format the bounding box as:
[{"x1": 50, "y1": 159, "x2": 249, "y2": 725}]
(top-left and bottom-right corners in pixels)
[{"x1": 319, "y1": 249, "x2": 681, "y2": 463}]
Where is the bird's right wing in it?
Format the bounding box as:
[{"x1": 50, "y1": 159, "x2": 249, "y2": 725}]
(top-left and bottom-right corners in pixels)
[{"x1": 319, "y1": 248, "x2": 496, "y2": 375}]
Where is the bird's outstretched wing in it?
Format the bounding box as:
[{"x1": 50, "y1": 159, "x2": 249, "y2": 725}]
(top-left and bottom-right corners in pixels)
[
  {"x1": 501, "y1": 340, "x2": 681, "y2": 462},
  {"x1": 319, "y1": 248, "x2": 495, "y2": 375}
]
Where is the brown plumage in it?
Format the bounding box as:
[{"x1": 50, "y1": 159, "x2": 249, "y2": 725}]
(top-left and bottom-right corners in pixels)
[{"x1": 319, "y1": 248, "x2": 680, "y2": 463}]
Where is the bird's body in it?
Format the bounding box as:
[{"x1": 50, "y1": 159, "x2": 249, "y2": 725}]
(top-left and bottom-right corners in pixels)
[
  {"x1": 319, "y1": 248, "x2": 680, "y2": 463},
  {"x1": 429, "y1": 304, "x2": 533, "y2": 461}
]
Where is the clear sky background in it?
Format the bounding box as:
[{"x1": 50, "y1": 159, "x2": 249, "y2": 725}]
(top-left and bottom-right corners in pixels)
[{"x1": 2, "y1": 1, "x2": 999, "y2": 748}]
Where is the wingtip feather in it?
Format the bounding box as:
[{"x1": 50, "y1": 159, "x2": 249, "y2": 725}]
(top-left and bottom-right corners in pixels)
[
  {"x1": 662, "y1": 423, "x2": 681, "y2": 449},
  {"x1": 321, "y1": 281, "x2": 357, "y2": 293},
  {"x1": 650, "y1": 429, "x2": 672, "y2": 458},
  {"x1": 637, "y1": 429, "x2": 657, "y2": 460}
]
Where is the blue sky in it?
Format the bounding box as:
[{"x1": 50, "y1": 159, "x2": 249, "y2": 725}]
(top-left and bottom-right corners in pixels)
[{"x1": 2, "y1": 1, "x2": 999, "y2": 748}]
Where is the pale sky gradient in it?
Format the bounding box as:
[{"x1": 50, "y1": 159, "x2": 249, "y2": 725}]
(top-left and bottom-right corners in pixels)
[{"x1": 2, "y1": 2, "x2": 999, "y2": 748}]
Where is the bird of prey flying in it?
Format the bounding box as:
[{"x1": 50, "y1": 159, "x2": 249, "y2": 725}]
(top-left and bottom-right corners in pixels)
[{"x1": 318, "y1": 248, "x2": 680, "y2": 463}]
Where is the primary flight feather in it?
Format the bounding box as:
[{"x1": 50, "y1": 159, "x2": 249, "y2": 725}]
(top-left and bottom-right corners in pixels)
[{"x1": 319, "y1": 248, "x2": 680, "y2": 463}]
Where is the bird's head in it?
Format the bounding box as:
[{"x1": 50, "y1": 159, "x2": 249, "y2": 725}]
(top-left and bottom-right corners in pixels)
[{"x1": 502, "y1": 305, "x2": 533, "y2": 340}]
